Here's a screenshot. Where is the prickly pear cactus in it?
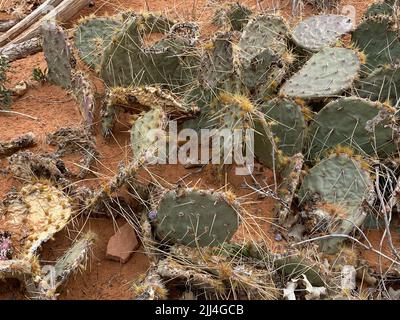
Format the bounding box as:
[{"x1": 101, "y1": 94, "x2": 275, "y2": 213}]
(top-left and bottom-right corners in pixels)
[
  {"x1": 298, "y1": 153, "x2": 374, "y2": 253},
  {"x1": 253, "y1": 113, "x2": 279, "y2": 169},
  {"x1": 292, "y1": 15, "x2": 353, "y2": 52},
  {"x1": 41, "y1": 20, "x2": 75, "y2": 89},
  {"x1": 280, "y1": 47, "x2": 361, "y2": 99},
  {"x1": 275, "y1": 153, "x2": 304, "y2": 225},
  {"x1": 71, "y1": 71, "x2": 95, "y2": 130},
  {"x1": 101, "y1": 86, "x2": 198, "y2": 137},
  {"x1": 130, "y1": 108, "x2": 167, "y2": 164},
  {"x1": 307, "y1": 97, "x2": 398, "y2": 159},
  {"x1": 355, "y1": 63, "x2": 400, "y2": 104},
  {"x1": 74, "y1": 15, "x2": 123, "y2": 69},
  {"x1": 100, "y1": 15, "x2": 190, "y2": 88},
  {"x1": 213, "y1": 2, "x2": 253, "y2": 31},
  {"x1": 260, "y1": 98, "x2": 307, "y2": 156},
  {"x1": 237, "y1": 14, "x2": 289, "y2": 89},
  {"x1": 363, "y1": 0, "x2": 397, "y2": 18},
  {"x1": 352, "y1": 16, "x2": 400, "y2": 71},
  {"x1": 199, "y1": 32, "x2": 235, "y2": 91},
  {"x1": 153, "y1": 188, "x2": 240, "y2": 247},
  {"x1": 37, "y1": 232, "x2": 95, "y2": 300},
  {"x1": 0, "y1": 182, "x2": 72, "y2": 280}
]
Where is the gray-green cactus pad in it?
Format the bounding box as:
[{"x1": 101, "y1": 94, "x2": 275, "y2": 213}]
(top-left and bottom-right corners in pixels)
[
  {"x1": 41, "y1": 21, "x2": 73, "y2": 89},
  {"x1": 363, "y1": 0, "x2": 397, "y2": 18},
  {"x1": 253, "y1": 113, "x2": 278, "y2": 169},
  {"x1": 261, "y1": 98, "x2": 307, "y2": 156},
  {"x1": 213, "y1": 2, "x2": 252, "y2": 31},
  {"x1": 74, "y1": 17, "x2": 123, "y2": 68},
  {"x1": 352, "y1": 16, "x2": 400, "y2": 71},
  {"x1": 355, "y1": 63, "x2": 400, "y2": 104},
  {"x1": 280, "y1": 47, "x2": 361, "y2": 99},
  {"x1": 154, "y1": 189, "x2": 240, "y2": 247},
  {"x1": 292, "y1": 15, "x2": 353, "y2": 52},
  {"x1": 100, "y1": 16, "x2": 187, "y2": 87},
  {"x1": 298, "y1": 153, "x2": 373, "y2": 253},
  {"x1": 238, "y1": 14, "x2": 288, "y2": 89},
  {"x1": 307, "y1": 97, "x2": 398, "y2": 159}
]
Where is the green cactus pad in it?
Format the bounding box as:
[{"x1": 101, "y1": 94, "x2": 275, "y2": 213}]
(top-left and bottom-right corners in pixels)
[
  {"x1": 41, "y1": 21, "x2": 74, "y2": 89},
  {"x1": 298, "y1": 153, "x2": 373, "y2": 253},
  {"x1": 74, "y1": 16, "x2": 123, "y2": 68},
  {"x1": 352, "y1": 16, "x2": 400, "y2": 71},
  {"x1": 260, "y1": 98, "x2": 307, "y2": 156},
  {"x1": 280, "y1": 47, "x2": 361, "y2": 99},
  {"x1": 154, "y1": 189, "x2": 240, "y2": 247},
  {"x1": 355, "y1": 63, "x2": 400, "y2": 104},
  {"x1": 253, "y1": 113, "x2": 279, "y2": 169},
  {"x1": 213, "y1": 2, "x2": 252, "y2": 31},
  {"x1": 100, "y1": 16, "x2": 187, "y2": 87},
  {"x1": 292, "y1": 15, "x2": 353, "y2": 52},
  {"x1": 238, "y1": 14, "x2": 289, "y2": 89},
  {"x1": 130, "y1": 108, "x2": 166, "y2": 164},
  {"x1": 307, "y1": 97, "x2": 398, "y2": 159},
  {"x1": 199, "y1": 32, "x2": 235, "y2": 91},
  {"x1": 363, "y1": 0, "x2": 396, "y2": 18}
]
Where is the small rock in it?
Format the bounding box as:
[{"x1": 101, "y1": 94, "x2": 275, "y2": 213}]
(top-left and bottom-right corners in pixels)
[{"x1": 106, "y1": 223, "x2": 140, "y2": 264}]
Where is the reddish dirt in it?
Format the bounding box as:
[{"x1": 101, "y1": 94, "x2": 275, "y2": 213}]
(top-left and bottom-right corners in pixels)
[{"x1": 0, "y1": 0, "x2": 390, "y2": 300}]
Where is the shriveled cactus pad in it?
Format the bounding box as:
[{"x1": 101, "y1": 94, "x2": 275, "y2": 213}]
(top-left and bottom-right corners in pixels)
[
  {"x1": 280, "y1": 47, "x2": 361, "y2": 99},
  {"x1": 130, "y1": 108, "x2": 167, "y2": 164},
  {"x1": 0, "y1": 182, "x2": 72, "y2": 277},
  {"x1": 154, "y1": 189, "x2": 240, "y2": 247},
  {"x1": 307, "y1": 97, "x2": 398, "y2": 159}
]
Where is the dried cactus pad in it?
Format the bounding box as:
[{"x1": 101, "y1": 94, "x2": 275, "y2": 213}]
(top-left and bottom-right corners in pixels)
[
  {"x1": 1, "y1": 182, "x2": 72, "y2": 262},
  {"x1": 74, "y1": 16, "x2": 123, "y2": 68},
  {"x1": 298, "y1": 153, "x2": 372, "y2": 209},
  {"x1": 130, "y1": 108, "x2": 166, "y2": 164},
  {"x1": 307, "y1": 97, "x2": 398, "y2": 159},
  {"x1": 292, "y1": 15, "x2": 353, "y2": 52},
  {"x1": 261, "y1": 98, "x2": 306, "y2": 156},
  {"x1": 279, "y1": 47, "x2": 361, "y2": 99},
  {"x1": 154, "y1": 189, "x2": 240, "y2": 247}
]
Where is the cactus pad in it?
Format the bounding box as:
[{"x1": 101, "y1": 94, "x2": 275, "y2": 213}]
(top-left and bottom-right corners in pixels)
[
  {"x1": 298, "y1": 153, "x2": 373, "y2": 253},
  {"x1": 154, "y1": 189, "x2": 240, "y2": 247},
  {"x1": 41, "y1": 21, "x2": 74, "y2": 89},
  {"x1": 213, "y1": 2, "x2": 252, "y2": 31},
  {"x1": 352, "y1": 16, "x2": 400, "y2": 71},
  {"x1": 100, "y1": 15, "x2": 188, "y2": 87},
  {"x1": 292, "y1": 15, "x2": 353, "y2": 52},
  {"x1": 260, "y1": 98, "x2": 307, "y2": 156},
  {"x1": 238, "y1": 14, "x2": 289, "y2": 89},
  {"x1": 74, "y1": 16, "x2": 123, "y2": 68},
  {"x1": 307, "y1": 97, "x2": 398, "y2": 159},
  {"x1": 130, "y1": 108, "x2": 167, "y2": 164},
  {"x1": 280, "y1": 47, "x2": 361, "y2": 99},
  {"x1": 355, "y1": 63, "x2": 400, "y2": 104}
]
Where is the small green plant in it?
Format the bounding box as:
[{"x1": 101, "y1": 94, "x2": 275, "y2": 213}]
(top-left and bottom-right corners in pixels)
[
  {"x1": 32, "y1": 67, "x2": 47, "y2": 83},
  {"x1": 0, "y1": 55, "x2": 11, "y2": 109}
]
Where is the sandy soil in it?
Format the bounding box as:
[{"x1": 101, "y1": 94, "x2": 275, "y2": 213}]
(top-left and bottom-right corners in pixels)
[{"x1": 1, "y1": 0, "x2": 399, "y2": 300}]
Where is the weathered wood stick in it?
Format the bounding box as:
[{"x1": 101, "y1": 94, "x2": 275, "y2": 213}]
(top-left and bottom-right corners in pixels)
[
  {"x1": 0, "y1": 19, "x2": 20, "y2": 32},
  {"x1": 0, "y1": 0, "x2": 63, "y2": 47},
  {"x1": 0, "y1": 37, "x2": 42, "y2": 62},
  {"x1": 7, "y1": 0, "x2": 90, "y2": 46}
]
